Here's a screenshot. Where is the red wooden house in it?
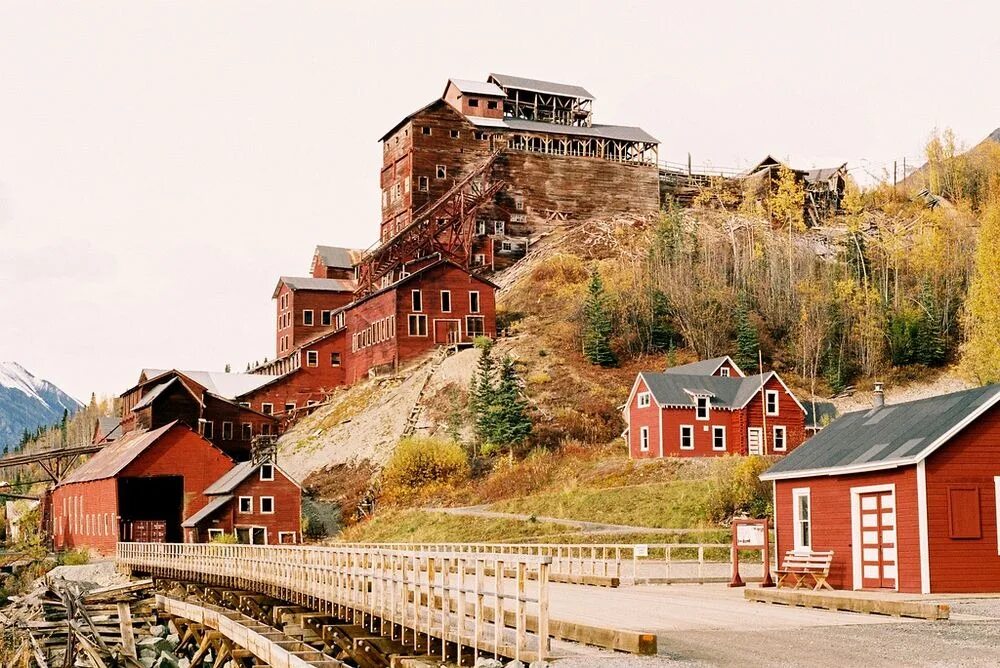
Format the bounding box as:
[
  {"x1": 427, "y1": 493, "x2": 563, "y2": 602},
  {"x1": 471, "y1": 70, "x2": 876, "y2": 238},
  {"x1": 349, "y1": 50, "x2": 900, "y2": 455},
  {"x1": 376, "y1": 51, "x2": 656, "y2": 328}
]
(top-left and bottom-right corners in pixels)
[
  {"x1": 623, "y1": 356, "x2": 807, "y2": 459},
  {"x1": 311, "y1": 245, "x2": 362, "y2": 280},
  {"x1": 273, "y1": 275, "x2": 355, "y2": 357},
  {"x1": 762, "y1": 384, "x2": 1000, "y2": 594},
  {"x1": 182, "y1": 459, "x2": 301, "y2": 545}
]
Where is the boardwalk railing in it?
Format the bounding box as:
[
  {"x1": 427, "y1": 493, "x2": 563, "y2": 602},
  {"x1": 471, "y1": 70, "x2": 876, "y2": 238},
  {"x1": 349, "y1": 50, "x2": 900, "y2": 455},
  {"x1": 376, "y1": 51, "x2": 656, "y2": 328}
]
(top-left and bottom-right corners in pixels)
[
  {"x1": 339, "y1": 542, "x2": 766, "y2": 584},
  {"x1": 117, "y1": 542, "x2": 550, "y2": 662}
]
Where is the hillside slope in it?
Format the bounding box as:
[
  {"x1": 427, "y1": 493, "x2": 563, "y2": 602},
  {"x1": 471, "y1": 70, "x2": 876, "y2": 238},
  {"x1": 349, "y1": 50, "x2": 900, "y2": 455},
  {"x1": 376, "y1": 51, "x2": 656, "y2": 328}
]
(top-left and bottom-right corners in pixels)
[{"x1": 0, "y1": 362, "x2": 82, "y2": 449}]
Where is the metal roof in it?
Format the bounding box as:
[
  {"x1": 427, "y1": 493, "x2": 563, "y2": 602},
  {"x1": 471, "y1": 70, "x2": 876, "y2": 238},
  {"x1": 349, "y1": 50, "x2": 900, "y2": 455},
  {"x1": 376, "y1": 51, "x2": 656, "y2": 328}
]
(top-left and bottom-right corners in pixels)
[
  {"x1": 664, "y1": 356, "x2": 742, "y2": 377},
  {"x1": 140, "y1": 369, "x2": 280, "y2": 400},
  {"x1": 204, "y1": 459, "x2": 301, "y2": 494},
  {"x1": 804, "y1": 165, "x2": 848, "y2": 183},
  {"x1": 96, "y1": 417, "x2": 122, "y2": 442},
  {"x1": 760, "y1": 385, "x2": 1000, "y2": 481},
  {"x1": 314, "y1": 245, "x2": 363, "y2": 270},
  {"x1": 503, "y1": 118, "x2": 658, "y2": 144},
  {"x1": 488, "y1": 73, "x2": 594, "y2": 100},
  {"x1": 181, "y1": 494, "x2": 233, "y2": 527},
  {"x1": 273, "y1": 276, "x2": 357, "y2": 298},
  {"x1": 641, "y1": 371, "x2": 783, "y2": 410},
  {"x1": 132, "y1": 378, "x2": 186, "y2": 411},
  {"x1": 60, "y1": 422, "x2": 178, "y2": 486},
  {"x1": 447, "y1": 78, "x2": 506, "y2": 97}
]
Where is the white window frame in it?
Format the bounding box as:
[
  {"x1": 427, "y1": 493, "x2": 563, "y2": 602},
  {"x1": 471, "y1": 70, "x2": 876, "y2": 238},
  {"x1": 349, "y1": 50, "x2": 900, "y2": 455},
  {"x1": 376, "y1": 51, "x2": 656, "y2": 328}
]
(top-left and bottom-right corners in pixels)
[
  {"x1": 260, "y1": 463, "x2": 275, "y2": 481},
  {"x1": 473, "y1": 253, "x2": 486, "y2": 266},
  {"x1": 321, "y1": 310, "x2": 332, "y2": 326},
  {"x1": 450, "y1": 129, "x2": 460, "y2": 139},
  {"x1": 238, "y1": 496, "x2": 253, "y2": 514},
  {"x1": 207, "y1": 528, "x2": 224, "y2": 540},
  {"x1": 436, "y1": 165, "x2": 446, "y2": 179},
  {"x1": 766, "y1": 390, "x2": 779, "y2": 416},
  {"x1": 278, "y1": 531, "x2": 297, "y2": 544},
  {"x1": 495, "y1": 220, "x2": 505, "y2": 235},
  {"x1": 712, "y1": 425, "x2": 726, "y2": 451},
  {"x1": 469, "y1": 291, "x2": 480, "y2": 313},
  {"x1": 331, "y1": 352, "x2": 341, "y2": 367},
  {"x1": 680, "y1": 425, "x2": 694, "y2": 450},
  {"x1": 241, "y1": 423, "x2": 253, "y2": 440},
  {"x1": 773, "y1": 425, "x2": 787, "y2": 452},
  {"x1": 695, "y1": 396, "x2": 710, "y2": 420},
  {"x1": 422, "y1": 126, "x2": 432, "y2": 136},
  {"x1": 792, "y1": 488, "x2": 812, "y2": 553},
  {"x1": 306, "y1": 350, "x2": 319, "y2": 367},
  {"x1": 476, "y1": 220, "x2": 486, "y2": 235},
  {"x1": 262, "y1": 403, "x2": 273, "y2": 415},
  {"x1": 440, "y1": 290, "x2": 452, "y2": 313},
  {"x1": 412, "y1": 289, "x2": 422, "y2": 312},
  {"x1": 201, "y1": 420, "x2": 214, "y2": 439},
  {"x1": 222, "y1": 421, "x2": 233, "y2": 440},
  {"x1": 637, "y1": 392, "x2": 651, "y2": 408},
  {"x1": 720, "y1": 367, "x2": 730, "y2": 377},
  {"x1": 418, "y1": 175, "x2": 429, "y2": 191},
  {"x1": 303, "y1": 309, "x2": 314, "y2": 326},
  {"x1": 466, "y1": 315, "x2": 485, "y2": 338},
  {"x1": 259, "y1": 496, "x2": 275, "y2": 515},
  {"x1": 408, "y1": 313, "x2": 428, "y2": 337},
  {"x1": 639, "y1": 426, "x2": 650, "y2": 452},
  {"x1": 284, "y1": 402, "x2": 296, "y2": 413}
]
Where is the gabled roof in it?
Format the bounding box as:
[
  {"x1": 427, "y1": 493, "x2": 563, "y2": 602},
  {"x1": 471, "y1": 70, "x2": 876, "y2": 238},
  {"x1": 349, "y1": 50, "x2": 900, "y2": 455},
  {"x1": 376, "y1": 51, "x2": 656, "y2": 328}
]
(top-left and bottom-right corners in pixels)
[
  {"x1": 488, "y1": 73, "x2": 593, "y2": 100},
  {"x1": 314, "y1": 245, "x2": 363, "y2": 270},
  {"x1": 203, "y1": 459, "x2": 300, "y2": 495},
  {"x1": 445, "y1": 78, "x2": 506, "y2": 97},
  {"x1": 760, "y1": 385, "x2": 1000, "y2": 481},
  {"x1": 637, "y1": 370, "x2": 805, "y2": 413},
  {"x1": 138, "y1": 369, "x2": 280, "y2": 401},
  {"x1": 378, "y1": 98, "x2": 449, "y2": 142},
  {"x1": 350, "y1": 258, "x2": 500, "y2": 309},
  {"x1": 95, "y1": 417, "x2": 122, "y2": 443},
  {"x1": 60, "y1": 422, "x2": 184, "y2": 486},
  {"x1": 272, "y1": 276, "x2": 357, "y2": 298},
  {"x1": 664, "y1": 355, "x2": 744, "y2": 378},
  {"x1": 181, "y1": 494, "x2": 233, "y2": 528},
  {"x1": 804, "y1": 164, "x2": 848, "y2": 184},
  {"x1": 132, "y1": 377, "x2": 200, "y2": 412}
]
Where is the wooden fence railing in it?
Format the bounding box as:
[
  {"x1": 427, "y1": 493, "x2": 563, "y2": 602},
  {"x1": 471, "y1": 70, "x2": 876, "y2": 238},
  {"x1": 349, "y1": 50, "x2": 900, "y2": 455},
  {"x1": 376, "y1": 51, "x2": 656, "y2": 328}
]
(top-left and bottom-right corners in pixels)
[
  {"x1": 116, "y1": 542, "x2": 550, "y2": 662},
  {"x1": 339, "y1": 542, "x2": 766, "y2": 584}
]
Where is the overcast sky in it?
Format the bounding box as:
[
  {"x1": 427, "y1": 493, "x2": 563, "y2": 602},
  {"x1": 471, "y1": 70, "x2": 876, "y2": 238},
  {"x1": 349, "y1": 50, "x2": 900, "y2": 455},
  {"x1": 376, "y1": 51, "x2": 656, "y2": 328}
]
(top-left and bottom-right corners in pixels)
[{"x1": 2, "y1": 1, "x2": 998, "y2": 401}]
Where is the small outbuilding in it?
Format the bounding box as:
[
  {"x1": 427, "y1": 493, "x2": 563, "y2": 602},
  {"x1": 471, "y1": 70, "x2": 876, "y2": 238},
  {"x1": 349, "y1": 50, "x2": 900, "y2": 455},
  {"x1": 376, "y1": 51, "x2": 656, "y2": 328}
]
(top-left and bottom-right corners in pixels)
[{"x1": 761, "y1": 384, "x2": 1000, "y2": 594}]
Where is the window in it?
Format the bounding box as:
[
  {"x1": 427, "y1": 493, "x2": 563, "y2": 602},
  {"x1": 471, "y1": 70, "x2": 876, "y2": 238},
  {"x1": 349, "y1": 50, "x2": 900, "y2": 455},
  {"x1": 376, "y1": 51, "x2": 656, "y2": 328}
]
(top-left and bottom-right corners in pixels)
[
  {"x1": 260, "y1": 497, "x2": 275, "y2": 514},
  {"x1": 792, "y1": 488, "x2": 811, "y2": 551},
  {"x1": 201, "y1": 420, "x2": 214, "y2": 439},
  {"x1": 436, "y1": 165, "x2": 447, "y2": 179},
  {"x1": 495, "y1": 220, "x2": 505, "y2": 235},
  {"x1": 468, "y1": 98, "x2": 479, "y2": 107},
  {"x1": 487, "y1": 100, "x2": 498, "y2": 110},
  {"x1": 331, "y1": 352, "x2": 341, "y2": 366},
  {"x1": 278, "y1": 531, "x2": 297, "y2": 544},
  {"x1": 422, "y1": 126, "x2": 431, "y2": 135},
  {"x1": 639, "y1": 426, "x2": 650, "y2": 452},
  {"x1": 260, "y1": 464, "x2": 274, "y2": 481},
  {"x1": 637, "y1": 392, "x2": 651, "y2": 408},
  {"x1": 412, "y1": 289, "x2": 422, "y2": 312},
  {"x1": 680, "y1": 425, "x2": 694, "y2": 450},
  {"x1": 440, "y1": 290, "x2": 451, "y2": 313},
  {"x1": 222, "y1": 421, "x2": 233, "y2": 440},
  {"x1": 948, "y1": 486, "x2": 982, "y2": 539},
  {"x1": 766, "y1": 390, "x2": 779, "y2": 416},
  {"x1": 501, "y1": 241, "x2": 513, "y2": 252},
  {"x1": 514, "y1": 198, "x2": 524, "y2": 211},
  {"x1": 712, "y1": 426, "x2": 726, "y2": 451},
  {"x1": 284, "y1": 402, "x2": 296, "y2": 413},
  {"x1": 321, "y1": 310, "x2": 332, "y2": 326},
  {"x1": 242, "y1": 423, "x2": 252, "y2": 440},
  {"x1": 469, "y1": 291, "x2": 480, "y2": 313},
  {"x1": 695, "y1": 396, "x2": 710, "y2": 420},
  {"x1": 306, "y1": 350, "x2": 318, "y2": 367},
  {"x1": 475, "y1": 131, "x2": 487, "y2": 140},
  {"x1": 408, "y1": 314, "x2": 428, "y2": 336},
  {"x1": 208, "y1": 529, "x2": 224, "y2": 540},
  {"x1": 720, "y1": 367, "x2": 730, "y2": 377},
  {"x1": 261, "y1": 423, "x2": 272, "y2": 436},
  {"x1": 238, "y1": 497, "x2": 253, "y2": 514},
  {"x1": 773, "y1": 425, "x2": 787, "y2": 452},
  {"x1": 450, "y1": 129, "x2": 460, "y2": 139},
  {"x1": 416, "y1": 175, "x2": 429, "y2": 192},
  {"x1": 303, "y1": 310, "x2": 314, "y2": 326},
  {"x1": 466, "y1": 316, "x2": 485, "y2": 337},
  {"x1": 262, "y1": 403, "x2": 273, "y2": 415},
  {"x1": 473, "y1": 253, "x2": 486, "y2": 266},
  {"x1": 476, "y1": 220, "x2": 486, "y2": 236}
]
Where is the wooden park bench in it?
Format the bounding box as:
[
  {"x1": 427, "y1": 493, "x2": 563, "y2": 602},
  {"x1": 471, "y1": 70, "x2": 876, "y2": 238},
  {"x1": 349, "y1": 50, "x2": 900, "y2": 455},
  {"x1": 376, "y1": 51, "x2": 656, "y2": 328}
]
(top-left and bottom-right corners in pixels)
[{"x1": 775, "y1": 550, "x2": 834, "y2": 590}]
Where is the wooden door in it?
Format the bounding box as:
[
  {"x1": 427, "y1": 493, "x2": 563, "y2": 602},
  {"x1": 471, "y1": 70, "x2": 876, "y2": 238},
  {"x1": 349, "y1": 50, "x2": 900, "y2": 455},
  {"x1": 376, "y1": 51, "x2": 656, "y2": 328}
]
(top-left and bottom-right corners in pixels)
[
  {"x1": 434, "y1": 319, "x2": 460, "y2": 344},
  {"x1": 860, "y1": 491, "x2": 897, "y2": 589},
  {"x1": 747, "y1": 428, "x2": 763, "y2": 455}
]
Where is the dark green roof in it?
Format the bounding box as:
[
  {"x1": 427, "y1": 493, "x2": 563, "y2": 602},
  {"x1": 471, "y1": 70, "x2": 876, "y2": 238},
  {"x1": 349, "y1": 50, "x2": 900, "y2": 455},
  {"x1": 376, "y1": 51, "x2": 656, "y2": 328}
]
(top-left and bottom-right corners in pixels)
[{"x1": 760, "y1": 385, "x2": 1000, "y2": 480}]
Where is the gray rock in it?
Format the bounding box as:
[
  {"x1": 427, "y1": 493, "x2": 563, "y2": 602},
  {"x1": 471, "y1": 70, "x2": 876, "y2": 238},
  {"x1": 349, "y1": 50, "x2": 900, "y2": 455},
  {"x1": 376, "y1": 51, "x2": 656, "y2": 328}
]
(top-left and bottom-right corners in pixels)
[
  {"x1": 505, "y1": 661, "x2": 525, "y2": 668},
  {"x1": 148, "y1": 624, "x2": 166, "y2": 637},
  {"x1": 475, "y1": 659, "x2": 503, "y2": 668},
  {"x1": 139, "y1": 657, "x2": 155, "y2": 668},
  {"x1": 156, "y1": 650, "x2": 181, "y2": 668},
  {"x1": 164, "y1": 633, "x2": 180, "y2": 649},
  {"x1": 529, "y1": 661, "x2": 550, "y2": 668}
]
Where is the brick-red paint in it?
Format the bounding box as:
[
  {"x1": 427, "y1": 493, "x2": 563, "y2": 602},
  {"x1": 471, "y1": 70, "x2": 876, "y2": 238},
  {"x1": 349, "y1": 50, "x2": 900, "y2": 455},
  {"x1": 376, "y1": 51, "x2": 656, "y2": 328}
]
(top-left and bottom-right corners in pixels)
[
  {"x1": 186, "y1": 466, "x2": 301, "y2": 545},
  {"x1": 275, "y1": 282, "x2": 353, "y2": 358}
]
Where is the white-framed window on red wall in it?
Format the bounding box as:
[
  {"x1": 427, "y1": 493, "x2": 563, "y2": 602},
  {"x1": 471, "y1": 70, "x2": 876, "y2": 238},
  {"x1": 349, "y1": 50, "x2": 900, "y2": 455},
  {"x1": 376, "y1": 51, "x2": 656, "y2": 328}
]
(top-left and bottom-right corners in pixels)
[
  {"x1": 469, "y1": 291, "x2": 480, "y2": 313},
  {"x1": 637, "y1": 392, "x2": 650, "y2": 408},
  {"x1": 639, "y1": 426, "x2": 650, "y2": 452},
  {"x1": 695, "y1": 396, "x2": 710, "y2": 420},
  {"x1": 712, "y1": 426, "x2": 726, "y2": 451},
  {"x1": 773, "y1": 425, "x2": 787, "y2": 451},
  {"x1": 792, "y1": 488, "x2": 812, "y2": 552},
  {"x1": 680, "y1": 425, "x2": 694, "y2": 450},
  {"x1": 766, "y1": 390, "x2": 779, "y2": 415}
]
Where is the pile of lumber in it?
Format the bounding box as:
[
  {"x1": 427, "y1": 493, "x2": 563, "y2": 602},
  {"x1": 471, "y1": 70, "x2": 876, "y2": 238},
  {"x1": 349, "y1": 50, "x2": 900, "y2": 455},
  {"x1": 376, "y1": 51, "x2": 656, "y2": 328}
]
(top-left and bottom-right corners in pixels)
[{"x1": 1, "y1": 576, "x2": 162, "y2": 667}]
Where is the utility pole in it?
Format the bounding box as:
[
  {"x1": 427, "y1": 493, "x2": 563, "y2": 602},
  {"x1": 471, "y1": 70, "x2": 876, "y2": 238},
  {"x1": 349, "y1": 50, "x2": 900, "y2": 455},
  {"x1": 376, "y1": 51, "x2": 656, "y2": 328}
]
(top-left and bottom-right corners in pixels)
[{"x1": 893, "y1": 160, "x2": 897, "y2": 192}]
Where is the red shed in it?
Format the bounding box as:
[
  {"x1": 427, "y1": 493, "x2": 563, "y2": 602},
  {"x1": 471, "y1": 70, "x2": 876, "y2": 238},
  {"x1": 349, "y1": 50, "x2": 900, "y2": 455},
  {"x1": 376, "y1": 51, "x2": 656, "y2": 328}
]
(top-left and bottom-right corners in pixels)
[
  {"x1": 181, "y1": 459, "x2": 302, "y2": 545},
  {"x1": 761, "y1": 384, "x2": 1000, "y2": 593},
  {"x1": 51, "y1": 422, "x2": 234, "y2": 555}
]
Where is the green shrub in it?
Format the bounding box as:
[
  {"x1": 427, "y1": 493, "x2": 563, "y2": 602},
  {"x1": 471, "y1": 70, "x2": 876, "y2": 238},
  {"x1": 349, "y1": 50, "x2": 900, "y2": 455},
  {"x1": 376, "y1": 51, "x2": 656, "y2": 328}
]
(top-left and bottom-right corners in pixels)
[
  {"x1": 473, "y1": 336, "x2": 493, "y2": 349},
  {"x1": 60, "y1": 548, "x2": 90, "y2": 566},
  {"x1": 209, "y1": 533, "x2": 239, "y2": 544},
  {"x1": 704, "y1": 456, "x2": 773, "y2": 523},
  {"x1": 381, "y1": 436, "x2": 470, "y2": 503}
]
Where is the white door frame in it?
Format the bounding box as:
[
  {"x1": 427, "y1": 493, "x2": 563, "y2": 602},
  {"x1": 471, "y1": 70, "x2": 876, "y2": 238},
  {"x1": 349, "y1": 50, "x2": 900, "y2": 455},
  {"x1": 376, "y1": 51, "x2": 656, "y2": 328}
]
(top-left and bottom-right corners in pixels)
[
  {"x1": 850, "y1": 483, "x2": 898, "y2": 591},
  {"x1": 748, "y1": 427, "x2": 763, "y2": 455},
  {"x1": 432, "y1": 318, "x2": 462, "y2": 344}
]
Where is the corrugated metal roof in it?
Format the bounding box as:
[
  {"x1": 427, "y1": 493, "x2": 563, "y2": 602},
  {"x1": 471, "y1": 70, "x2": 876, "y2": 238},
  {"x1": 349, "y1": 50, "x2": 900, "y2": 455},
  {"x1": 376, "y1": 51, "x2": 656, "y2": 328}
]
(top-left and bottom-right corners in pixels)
[
  {"x1": 96, "y1": 417, "x2": 122, "y2": 442},
  {"x1": 203, "y1": 460, "x2": 256, "y2": 495},
  {"x1": 448, "y1": 78, "x2": 506, "y2": 97},
  {"x1": 274, "y1": 276, "x2": 357, "y2": 295},
  {"x1": 60, "y1": 423, "x2": 177, "y2": 486},
  {"x1": 760, "y1": 385, "x2": 1000, "y2": 480},
  {"x1": 314, "y1": 245, "x2": 363, "y2": 270},
  {"x1": 140, "y1": 369, "x2": 280, "y2": 400},
  {"x1": 664, "y1": 356, "x2": 739, "y2": 377},
  {"x1": 181, "y1": 494, "x2": 233, "y2": 527},
  {"x1": 503, "y1": 118, "x2": 658, "y2": 144},
  {"x1": 465, "y1": 117, "x2": 508, "y2": 129},
  {"x1": 488, "y1": 73, "x2": 594, "y2": 100},
  {"x1": 132, "y1": 378, "x2": 183, "y2": 411}
]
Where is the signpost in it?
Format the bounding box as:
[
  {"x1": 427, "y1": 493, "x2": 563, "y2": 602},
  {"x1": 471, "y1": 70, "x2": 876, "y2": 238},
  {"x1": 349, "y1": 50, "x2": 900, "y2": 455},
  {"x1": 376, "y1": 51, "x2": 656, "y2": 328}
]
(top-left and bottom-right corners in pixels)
[{"x1": 729, "y1": 518, "x2": 774, "y2": 587}]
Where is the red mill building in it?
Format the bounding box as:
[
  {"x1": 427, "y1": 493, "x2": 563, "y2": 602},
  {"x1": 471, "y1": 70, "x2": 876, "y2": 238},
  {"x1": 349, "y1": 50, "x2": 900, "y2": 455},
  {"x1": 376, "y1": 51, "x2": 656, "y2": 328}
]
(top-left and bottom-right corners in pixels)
[{"x1": 379, "y1": 74, "x2": 660, "y2": 270}]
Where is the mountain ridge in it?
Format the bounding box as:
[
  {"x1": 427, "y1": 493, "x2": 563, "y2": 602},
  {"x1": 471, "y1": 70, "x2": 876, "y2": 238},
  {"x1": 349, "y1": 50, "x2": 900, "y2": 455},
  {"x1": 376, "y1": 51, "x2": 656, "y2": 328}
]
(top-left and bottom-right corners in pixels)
[{"x1": 0, "y1": 361, "x2": 82, "y2": 449}]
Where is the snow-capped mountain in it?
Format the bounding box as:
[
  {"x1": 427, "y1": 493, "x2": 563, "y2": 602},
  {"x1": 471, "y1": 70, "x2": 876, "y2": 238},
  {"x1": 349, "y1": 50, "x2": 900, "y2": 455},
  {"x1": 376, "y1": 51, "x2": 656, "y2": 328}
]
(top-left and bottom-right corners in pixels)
[{"x1": 0, "y1": 362, "x2": 82, "y2": 449}]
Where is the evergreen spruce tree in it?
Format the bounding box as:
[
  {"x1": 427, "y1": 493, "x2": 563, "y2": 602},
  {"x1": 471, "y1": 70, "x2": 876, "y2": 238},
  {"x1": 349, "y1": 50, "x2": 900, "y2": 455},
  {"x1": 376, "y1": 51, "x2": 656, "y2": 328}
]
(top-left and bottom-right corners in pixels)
[
  {"x1": 649, "y1": 289, "x2": 676, "y2": 351},
  {"x1": 491, "y1": 355, "x2": 533, "y2": 454},
  {"x1": 734, "y1": 292, "x2": 760, "y2": 372},
  {"x1": 582, "y1": 269, "x2": 617, "y2": 366},
  {"x1": 469, "y1": 341, "x2": 497, "y2": 445},
  {"x1": 915, "y1": 283, "x2": 947, "y2": 366}
]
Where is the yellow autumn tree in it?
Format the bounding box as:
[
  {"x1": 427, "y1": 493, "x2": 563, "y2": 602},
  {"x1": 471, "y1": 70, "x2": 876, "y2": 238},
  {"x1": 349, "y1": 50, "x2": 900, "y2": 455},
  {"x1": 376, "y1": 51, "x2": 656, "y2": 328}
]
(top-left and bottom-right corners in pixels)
[
  {"x1": 769, "y1": 165, "x2": 806, "y2": 230},
  {"x1": 961, "y1": 193, "x2": 1000, "y2": 384}
]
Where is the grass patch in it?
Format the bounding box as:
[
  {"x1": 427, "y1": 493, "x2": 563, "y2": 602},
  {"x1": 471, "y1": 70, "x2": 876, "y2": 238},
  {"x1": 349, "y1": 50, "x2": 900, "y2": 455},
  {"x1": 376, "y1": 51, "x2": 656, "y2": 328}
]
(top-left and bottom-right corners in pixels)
[
  {"x1": 489, "y1": 479, "x2": 716, "y2": 530},
  {"x1": 337, "y1": 509, "x2": 568, "y2": 544}
]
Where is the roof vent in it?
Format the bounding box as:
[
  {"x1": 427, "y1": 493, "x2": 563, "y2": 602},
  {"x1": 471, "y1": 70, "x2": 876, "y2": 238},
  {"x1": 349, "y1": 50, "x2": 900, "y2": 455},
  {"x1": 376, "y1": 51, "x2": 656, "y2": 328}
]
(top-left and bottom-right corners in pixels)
[{"x1": 873, "y1": 381, "x2": 885, "y2": 409}]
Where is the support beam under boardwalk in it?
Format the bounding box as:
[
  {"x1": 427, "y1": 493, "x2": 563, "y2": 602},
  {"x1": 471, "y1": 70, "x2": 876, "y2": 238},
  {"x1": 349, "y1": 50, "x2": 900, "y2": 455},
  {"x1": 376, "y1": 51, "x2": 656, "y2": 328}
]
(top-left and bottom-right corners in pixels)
[{"x1": 744, "y1": 588, "x2": 951, "y2": 620}]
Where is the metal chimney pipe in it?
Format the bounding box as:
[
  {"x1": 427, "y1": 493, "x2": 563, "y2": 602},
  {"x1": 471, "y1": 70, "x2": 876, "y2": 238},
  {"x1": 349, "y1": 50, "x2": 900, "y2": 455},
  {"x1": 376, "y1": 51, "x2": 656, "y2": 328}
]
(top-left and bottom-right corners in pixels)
[{"x1": 873, "y1": 382, "x2": 885, "y2": 409}]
